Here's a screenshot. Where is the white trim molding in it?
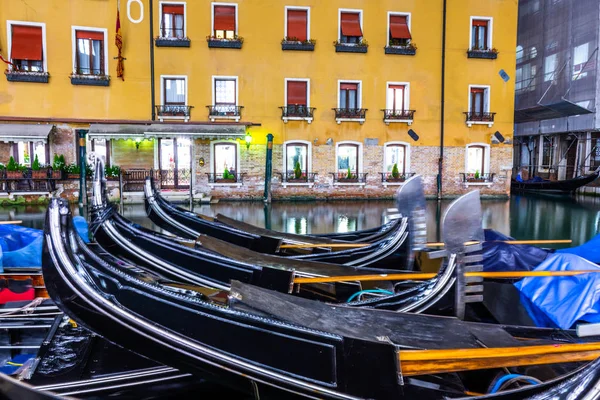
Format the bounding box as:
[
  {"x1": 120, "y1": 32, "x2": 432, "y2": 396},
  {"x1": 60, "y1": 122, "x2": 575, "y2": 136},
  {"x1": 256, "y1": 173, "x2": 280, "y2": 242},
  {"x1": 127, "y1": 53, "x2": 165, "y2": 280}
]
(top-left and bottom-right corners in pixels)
[
  {"x1": 467, "y1": 84, "x2": 493, "y2": 127},
  {"x1": 211, "y1": 2, "x2": 239, "y2": 36},
  {"x1": 334, "y1": 140, "x2": 364, "y2": 186},
  {"x1": 283, "y1": 78, "x2": 312, "y2": 123},
  {"x1": 6, "y1": 20, "x2": 48, "y2": 73},
  {"x1": 211, "y1": 75, "x2": 240, "y2": 122},
  {"x1": 209, "y1": 139, "x2": 241, "y2": 187},
  {"x1": 468, "y1": 16, "x2": 494, "y2": 50},
  {"x1": 284, "y1": 6, "x2": 311, "y2": 40},
  {"x1": 386, "y1": 12, "x2": 411, "y2": 47},
  {"x1": 336, "y1": 79, "x2": 364, "y2": 124},
  {"x1": 70, "y1": 26, "x2": 109, "y2": 75},
  {"x1": 282, "y1": 140, "x2": 313, "y2": 187},
  {"x1": 158, "y1": 1, "x2": 188, "y2": 38},
  {"x1": 337, "y1": 8, "x2": 364, "y2": 42},
  {"x1": 159, "y1": 75, "x2": 189, "y2": 122}
]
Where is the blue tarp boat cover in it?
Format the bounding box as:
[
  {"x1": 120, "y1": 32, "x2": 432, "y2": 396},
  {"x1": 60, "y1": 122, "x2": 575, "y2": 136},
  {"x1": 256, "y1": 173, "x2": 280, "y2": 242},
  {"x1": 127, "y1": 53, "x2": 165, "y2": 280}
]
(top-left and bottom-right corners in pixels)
[
  {"x1": 0, "y1": 225, "x2": 43, "y2": 272},
  {"x1": 482, "y1": 229, "x2": 552, "y2": 272},
  {"x1": 73, "y1": 216, "x2": 90, "y2": 243},
  {"x1": 557, "y1": 232, "x2": 600, "y2": 263},
  {"x1": 514, "y1": 253, "x2": 600, "y2": 329}
]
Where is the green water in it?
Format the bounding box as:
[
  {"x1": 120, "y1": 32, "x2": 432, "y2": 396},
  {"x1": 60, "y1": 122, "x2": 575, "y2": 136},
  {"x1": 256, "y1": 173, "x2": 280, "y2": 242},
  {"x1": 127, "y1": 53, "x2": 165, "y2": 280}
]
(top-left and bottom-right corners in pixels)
[{"x1": 4, "y1": 193, "x2": 600, "y2": 247}]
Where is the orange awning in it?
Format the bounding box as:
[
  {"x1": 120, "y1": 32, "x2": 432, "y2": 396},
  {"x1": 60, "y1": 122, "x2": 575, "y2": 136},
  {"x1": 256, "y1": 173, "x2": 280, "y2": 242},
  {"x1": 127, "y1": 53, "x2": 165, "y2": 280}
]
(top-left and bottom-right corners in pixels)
[
  {"x1": 341, "y1": 13, "x2": 362, "y2": 37},
  {"x1": 11, "y1": 25, "x2": 42, "y2": 61},
  {"x1": 390, "y1": 15, "x2": 411, "y2": 40}
]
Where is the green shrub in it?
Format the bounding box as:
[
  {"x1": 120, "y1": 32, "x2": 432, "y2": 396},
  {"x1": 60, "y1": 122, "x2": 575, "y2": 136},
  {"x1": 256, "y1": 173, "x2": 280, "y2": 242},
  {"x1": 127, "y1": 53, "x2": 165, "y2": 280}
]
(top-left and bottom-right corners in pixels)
[
  {"x1": 6, "y1": 157, "x2": 17, "y2": 172},
  {"x1": 391, "y1": 163, "x2": 399, "y2": 179},
  {"x1": 474, "y1": 170, "x2": 480, "y2": 179},
  {"x1": 32, "y1": 155, "x2": 40, "y2": 171},
  {"x1": 294, "y1": 161, "x2": 302, "y2": 179}
]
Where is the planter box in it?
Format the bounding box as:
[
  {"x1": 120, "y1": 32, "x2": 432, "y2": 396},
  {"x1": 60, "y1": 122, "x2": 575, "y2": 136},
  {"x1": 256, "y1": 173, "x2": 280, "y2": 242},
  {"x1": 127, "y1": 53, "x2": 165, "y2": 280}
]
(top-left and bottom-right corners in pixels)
[
  {"x1": 51, "y1": 171, "x2": 62, "y2": 179},
  {"x1": 335, "y1": 44, "x2": 368, "y2": 53},
  {"x1": 6, "y1": 172, "x2": 22, "y2": 179},
  {"x1": 5, "y1": 71, "x2": 49, "y2": 83},
  {"x1": 287, "y1": 179, "x2": 309, "y2": 183},
  {"x1": 67, "y1": 174, "x2": 81, "y2": 180},
  {"x1": 281, "y1": 42, "x2": 315, "y2": 51},
  {"x1": 207, "y1": 39, "x2": 243, "y2": 49},
  {"x1": 467, "y1": 50, "x2": 498, "y2": 59},
  {"x1": 467, "y1": 179, "x2": 486, "y2": 183},
  {"x1": 337, "y1": 179, "x2": 359, "y2": 183},
  {"x1": 215, "y1": 179, "x2": 237, "y2": 183},
  {"x1": 155, "y1": 38, "x2": 191, "y2": 47},
  {"x1": 32, "y1": 171, "x2": 48, "y2": 179},
  {"x1": 385, "y1": 178, "x2": 406, "y2": 183},
  {"x1": 384, "y1": 46, "x2": 417, "y2": 55},
  {"x1": 70, "y1": 75, "x2": 110, "y2": 87}
]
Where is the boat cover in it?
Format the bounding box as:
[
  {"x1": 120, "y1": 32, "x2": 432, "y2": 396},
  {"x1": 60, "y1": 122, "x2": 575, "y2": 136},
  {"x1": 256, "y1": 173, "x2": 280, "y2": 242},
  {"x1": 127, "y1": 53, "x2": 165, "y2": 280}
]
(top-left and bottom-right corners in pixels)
[
  {"x1": 514, "y1": 253, "x2": 600, "y2": 329},
  {"x1": 557, "y1": 232, "x2": 600, "y2": 263},
  {"x1": 482, "y1": 229, "x2": 552, "y2": 272},
  {"x1": 73, "y1": 216, "x2": 90, "y2": 243},
  {"x1": 0, "y1": 225, "x2": 43, "y2": 271}
]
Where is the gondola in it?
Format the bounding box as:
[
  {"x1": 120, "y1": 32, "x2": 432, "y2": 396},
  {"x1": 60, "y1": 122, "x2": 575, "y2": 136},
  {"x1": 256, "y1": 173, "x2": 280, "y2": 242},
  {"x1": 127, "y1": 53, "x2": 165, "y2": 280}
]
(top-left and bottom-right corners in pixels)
[
  {"x1": 42, "y1": 197, "x2": 600, "y2": 399},
  {"x1": 511, "y1": 171, "x2": 599, "y2": 194}
]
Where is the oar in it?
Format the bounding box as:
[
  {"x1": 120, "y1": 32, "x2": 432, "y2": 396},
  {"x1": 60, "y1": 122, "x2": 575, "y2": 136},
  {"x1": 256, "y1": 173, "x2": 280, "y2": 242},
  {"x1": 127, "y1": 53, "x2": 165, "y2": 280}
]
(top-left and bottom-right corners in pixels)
[
  {"x1": 0, "y1": 220, "x2": 22, "y2": 225},
  {"x1": 293, "y1": 269, "x2": 600, "y2": 284},
  {"x1": 279, "y1": 239, "x2": 572, "y2": 249}
]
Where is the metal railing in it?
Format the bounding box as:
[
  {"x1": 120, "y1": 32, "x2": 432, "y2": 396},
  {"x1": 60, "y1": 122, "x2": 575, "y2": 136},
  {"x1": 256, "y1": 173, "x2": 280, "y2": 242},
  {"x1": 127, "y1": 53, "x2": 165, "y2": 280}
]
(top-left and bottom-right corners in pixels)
[
  {"x1": 464, "y1": 112, "x2": 496, "y2": 123},
  {"x1": 206, "y1": 105, "x2": 243, "y2": 118},
  {"x1": 156, "y1": 105, "x2": 193, "y2": 117},
  {"x1": 0, "y1": 168, "x2": 62, "y2": 193},
  {"x1": 332, "y1": 108, "x2": 368, "y2": 119},
  {"x1": 122, "y1": 169, "x2": 190, "y2": 191},
  {"x1": 280, "y1": 105, "x2": 316, "y2": 119},
  {"x1": 380, "y1": 172, "x2": 415, "y2": 183},
  {"x1": 206, "y1": 173, "x2": 246, "y2": 184},
  {"x1": 460, "y1": 172, "x2": 495, "y2": 183},
  {"x1": 381, "y1": 109, "x2": 415, "y2": 121},
  {"x1": 513, "y1": 164, "x2": 598, "y2": 181},
  {"x1": 279, "y1": 172, "x2": 317, "y2": 183},
  {"x1": 330, "y1": 172, "x2": 368, "y2": 183}
]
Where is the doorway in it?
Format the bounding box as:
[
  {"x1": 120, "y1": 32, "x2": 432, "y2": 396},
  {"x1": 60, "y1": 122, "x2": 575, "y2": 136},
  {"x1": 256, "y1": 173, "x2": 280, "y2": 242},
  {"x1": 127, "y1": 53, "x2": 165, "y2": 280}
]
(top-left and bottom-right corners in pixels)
[{"x1": 158, "y1": 138, "x2": 191, "y2": 189}]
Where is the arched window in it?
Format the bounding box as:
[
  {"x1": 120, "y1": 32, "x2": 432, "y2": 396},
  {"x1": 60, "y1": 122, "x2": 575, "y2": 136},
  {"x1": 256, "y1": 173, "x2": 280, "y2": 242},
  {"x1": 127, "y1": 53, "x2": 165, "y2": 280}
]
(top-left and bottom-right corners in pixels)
[
  {"x1": 384, "y1": 143, "x2": 408, "y2": 174},
  {"x1": 285, "y1": 142, "x2": 309, "y2": 173},
  {"x1": 337, "y1": 143, "x2": 360, "y2": 173},
  {"x1": 212, "y1": 142, "x2": 238, "y2": 182},
  {"x1": 466, "y1": 145, "x2": 485, "y2": 173}
]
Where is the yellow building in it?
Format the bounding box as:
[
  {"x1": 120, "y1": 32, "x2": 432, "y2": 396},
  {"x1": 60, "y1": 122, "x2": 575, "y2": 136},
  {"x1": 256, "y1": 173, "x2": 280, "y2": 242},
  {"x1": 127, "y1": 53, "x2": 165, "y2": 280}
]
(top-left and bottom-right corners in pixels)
[{"x1": 0, "y1": 0, "x2": 517, "y2": 201}]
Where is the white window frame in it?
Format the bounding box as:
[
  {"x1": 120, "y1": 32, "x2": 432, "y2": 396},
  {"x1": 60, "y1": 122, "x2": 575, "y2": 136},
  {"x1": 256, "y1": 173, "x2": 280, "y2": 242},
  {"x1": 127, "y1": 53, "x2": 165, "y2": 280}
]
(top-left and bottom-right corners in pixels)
[
  {"x1": 383, "y1": 141, "x2": 411, "y2": 186},
  {"x1": 384, "y1": 81, "x2": 412, "y2": 125},
  {"x1": 465, "y1": 143, "x2": 492, "y2": 186},
  {"x1": 209, "y1": 139, "x2": 242, "y2": 187},
  {"x1": 211, "y1": 75, "x2": 239, "y2": 122},
  {"x1": 336, "y1": 79, "x2": 364, "y2": 124},
  {"x1": 468, "y1": 16, "x2": 493, "y2": 51},
  {"x1": 538, "y1": 135, "x2": 556, "y2": 173},
  {"x1": 334, "y1": 140, "x2": 364, "y2": 186},
  {"x1": 337, "y1": 8, "x2": 363, "y2": 42},
  {"x1": 6, "y1": 20, "x2": 48, "y2": 73},
  {"x1": 283, "y1": 78, "x2": 311, "y2": 124},
  {"x1": 284, "y1": 6, "x2": 311, "y2": 40},
  {"x1": 282, "y1": 140, "x2": 313, "y2": 187},
  {"x1": 467, "y1": 84, "x2": 493, "y2": 127},
  {"x1": 386, "y1": 12, "x2": 411, "y2": 47},
  {"x1": 158, "y1": 1, "x2": 187, "y2": 39},
  {"x1": 71, "y1": 26, "x2": 109, "y2": 76},
  {"x1": 211, "y1": 2, "x2": 239, "y2": 37},
  {"x1": 159, "y1": 74, "x2": 189, "y2": 122}
]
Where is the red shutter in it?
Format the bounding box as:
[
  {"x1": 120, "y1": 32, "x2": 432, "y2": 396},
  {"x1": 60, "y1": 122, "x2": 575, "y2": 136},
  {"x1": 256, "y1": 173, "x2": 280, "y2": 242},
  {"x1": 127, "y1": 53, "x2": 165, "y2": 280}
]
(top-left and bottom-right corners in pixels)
[
  {"x1": 11, "y1": 25, "x2": 42, "y2": 61},
  {"x1": 389, "y1": 84, "x2": 405, "y2": 90},
  {"x1": 341, "y1": 13, "x2": 362, "y2": 37},
  {"x1": 287, "y1": 81, "x2": 307, "y2": 105},
  {"x1": 287, "y1": 9, "x2": 307, "y2": 41},
  {"x1": 76, "y1": 30, "x2": 104, "y2": 41},
  {"x1": 163, "y1": 4, "x2": 184, "y2": 14},
  {"x1": 389, "y1": 15, "x2": 411, "y2": 40},
  {"x1": 340, "y1": 83, "x2": 358, "y2": 90},
  {"x1": 472, "y1": 19, "x2": 488, "y2": 27},
  {"x1": 471, "y1": 87, "x2": 485, "y2": 94},
  {"x1": 214, "y1": 5, "x2": 236, "y2": 31}
]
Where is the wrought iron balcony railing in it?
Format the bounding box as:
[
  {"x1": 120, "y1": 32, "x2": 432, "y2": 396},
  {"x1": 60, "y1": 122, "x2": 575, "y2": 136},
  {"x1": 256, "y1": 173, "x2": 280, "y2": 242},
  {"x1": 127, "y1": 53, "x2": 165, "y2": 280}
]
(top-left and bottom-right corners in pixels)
[
  {"x1": 156, "y1": 105, "x2": 194, "y2": 122},
  {"x1": 460, "y1": 172, "x2": 495, "y2": 183},
  {"x1": 380, "y1": 172, "x2": 415, "y2": 183},
  {"x1": 381, "y1": 109, "x2": 415, "y2": 125},
  {"x1": 330, "y1": 172, "x2": 368, "y2": 183},
  {"x1": 280, "y1": 105, "x2": 316, "y2": 123},
  {"x1": 207, "y1": 105, "x2": 244, "y2": 122},
  {"x1": 206, "y1": 173, "x2": 246, "y2": 184},
  {"x1": 464, "y1": 111, "x2": 496, "y2": 127},
  {"x1": 332, "y1": 108, "x2": 367, "y2": 124},
  {"x1": 279, "y1": 171, "x2": 317, "y2": 184}
]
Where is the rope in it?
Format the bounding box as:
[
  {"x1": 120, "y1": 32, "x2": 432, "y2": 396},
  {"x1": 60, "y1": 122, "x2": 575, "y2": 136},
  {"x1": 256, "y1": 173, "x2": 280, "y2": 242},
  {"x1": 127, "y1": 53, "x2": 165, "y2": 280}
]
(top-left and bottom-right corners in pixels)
[
  {"x1": 488, "y1": 374, "x2": 541, "y2": 394},
  {"x1": 0, "y1": 297, "x2": 44, "y2": 316},
  {"x1": 347, "y1": 289, "x2": 394, "y2": 303}
]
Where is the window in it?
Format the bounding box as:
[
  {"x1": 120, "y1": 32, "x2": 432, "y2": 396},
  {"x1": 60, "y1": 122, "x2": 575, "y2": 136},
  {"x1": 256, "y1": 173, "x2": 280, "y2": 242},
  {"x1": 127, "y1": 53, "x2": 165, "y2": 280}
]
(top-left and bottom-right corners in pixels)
[
  {"x1": 285, "y1": 142, "x2": 308, "y2": 173},
  {"x1": 573, "y1": 43, "x2": 590, "y2": 80},
  {"x1": 75, "y1": 30, "x2": 105, "y2": 75},
  {"x1": 14, "y1": 142, "x2": 47, "y2": 166},
  {"x1": 337, "y1": 143, "x2": 360, "y2": 173},
  {"x1": 386, "y1": 83, "x2": 408, "y2": 111},
  {"x1": 213, "y1": 142, "x2": 238, "y2": 178},
  {"x1": 161, "y1": 3, "x2": 185, "y2": 39},
  {"x1": 544, "y1": 54, "x2": 557, "y2": 82},
  {"x1": 466, "y1": 145, "x2": 485, "y2": 174},
  {"x1": 212, "y1": 3, "x2": 237, "y2": 39},
  {"x1": 339, "y1": 82, "x2": 359, "y2": 109},
  {"x1": 91, "y1": 139, "x2": 111, "y2": 167},
  {"x1": 214, "y1": 77, "x2": 237, "y2": 112},
  {"x1": 590, "y1": 134, "x2": 600, "y2": 171},
  {"x1": 516, "y1": 45, "x2": 524, "y2": 63},
  {"x1": 388, "y1": 13, "x2": 411, "y2": 47},
  {"x1": 9, "y1": 23, "x2": 45, "y2": 72},
  {"x1": 384, "y1": 143, "x2": 408, "y2": 174},
  {"x1": 285, "y1": 7, "x2": 309, "y2": 41},
  {"x1": 339, "y1": 10, "x2": 363, "y2": 44},
  {"x1": 470, "y1": 18, "x2": 492, "y2": 50},
  {"x1": 541, "y1": 136, "x2": 555, "y2": 167},
  {"x1": 163, "y1": 77, "x2": 186, "y2": 105},
  {"x1": 469, "y1": 86, "x2": 489, "y2": 115},
  {"x1": 286, "y1": 79, "x2": 308, "y2": 106}
]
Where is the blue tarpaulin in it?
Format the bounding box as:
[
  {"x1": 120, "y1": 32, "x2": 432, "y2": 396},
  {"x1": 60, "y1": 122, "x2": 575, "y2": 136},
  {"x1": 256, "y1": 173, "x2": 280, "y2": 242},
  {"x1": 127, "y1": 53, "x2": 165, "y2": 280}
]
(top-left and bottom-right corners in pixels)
[
  {"x1": 73, "y1": 216, "x2": 90, "y2": 243},
  {"x1": 0, "y1": 225, "x2": 43, "y2": 272},
  {"x1": 557, "y1": 232, "x2": 600, "y2": 263},
  {"x1": 482, "y1": 229, "x2": 552, "y2": 272}
]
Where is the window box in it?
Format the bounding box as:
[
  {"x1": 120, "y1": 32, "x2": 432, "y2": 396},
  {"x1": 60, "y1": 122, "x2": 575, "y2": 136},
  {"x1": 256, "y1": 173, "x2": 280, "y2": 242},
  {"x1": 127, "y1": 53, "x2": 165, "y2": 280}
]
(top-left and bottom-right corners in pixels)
[
  {"x1": 207, "y1": 36, "x2": 243, "y2": 49},
  {"x1": 334, "y1": 41, "x2": 368, "y2": 53},
  {"x1": 5, "y1": 70, "x2": 49, "y2": 83},
  {"x1": 385, "y1": 45, "x2": 417, "y2": 55},
  {"x1": 70, "y1": 74, "x2": 110, "y2": 87},
  {"x1": 155, "y1": 37, "x2": 191, "y2": 47},
  {"x1": 380, "y1": 172, "x2": 415, "y2": 183},
  {"x1": 460, "y1": 172, "x2": 495, "y2": 185},
  {"x1": 51, "y1": 170, "x2": 62, "y2": 179},
  {"x1": 207, "y1": 173, "x2": 245, "y2": 186},
  {"x1": 66, "y1": 173, "x2": 81, "y2": 180},
  {"x1": 6, "y1": 171, "x2": 23, "y2": 179},
  {"x1": 281, "y1": 39, "x2": 315, "y2": 51},
  {"x1": 330, "y1": 172, "x2": 367, "y2": 184},
  {"x1": 279, "y1": 172, "x2": 317, "y2": 186},
  {"x1": 32, "y1": 169, "x2": 48, "y2": 179},
  {"x1": 467, "y1": 49, "x2": 498, "y2": 59}
]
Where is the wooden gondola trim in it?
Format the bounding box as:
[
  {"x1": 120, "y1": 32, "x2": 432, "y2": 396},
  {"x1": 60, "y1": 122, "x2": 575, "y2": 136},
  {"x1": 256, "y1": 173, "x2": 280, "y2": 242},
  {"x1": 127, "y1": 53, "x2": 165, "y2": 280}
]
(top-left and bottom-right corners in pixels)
[
  {"x1": 399, "y1": 342, "x2": 600, "y2": 375},
  {"x1": 0, "y1": 220, "x2": 22, "y2": 225},
  {"x1": 279, "y1": 239, "x2": 572, "y2": 249}
]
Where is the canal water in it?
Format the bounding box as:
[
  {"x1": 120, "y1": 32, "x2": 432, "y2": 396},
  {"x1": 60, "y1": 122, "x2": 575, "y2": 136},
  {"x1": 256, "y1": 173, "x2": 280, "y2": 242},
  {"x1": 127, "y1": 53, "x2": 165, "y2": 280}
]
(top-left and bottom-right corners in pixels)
[{"x1": 4, "y1": 193, "x2": 600, "y2": 247}]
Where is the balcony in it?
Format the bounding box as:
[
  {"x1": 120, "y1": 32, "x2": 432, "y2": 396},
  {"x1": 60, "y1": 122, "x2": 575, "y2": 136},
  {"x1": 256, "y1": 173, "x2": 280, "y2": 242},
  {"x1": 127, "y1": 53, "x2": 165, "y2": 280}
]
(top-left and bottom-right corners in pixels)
[
  {"x1": 380, "y1": 172, "x2": 415, "y2": 185},
  {"x1": 467, "y1": 49, "x2": 498, "y2": 60},
  {"x1": 460, "y1": 172, "x2": 495, "y2": 186},
  {"x1": 333, "y1": 108, "x2": 367, "y2": 124},
  {"x1": 155, "y1": 105, "x2": 194, "y2": 122},
  {"x1": 5, "y1": 70, "x2": 49, "y2": 83},
  {"x1": 280, "y1": 105, "x2": 316, "y2": 123},
  {"x1": 279, "y1": 171, "x2": 317, "y2": 187},
  {"x1": 381, "y1": 109, "x2": 415, "y2": 125},
  {"x1": 334, "y1": 40, "x2": 368, "y2": 54},
  {"x1": 206, "y1": 36, "x2": 243, "y2": 49},
  {"x1": 330, "y1": 172, "x2": 368, "y2": 185},
  {"x1": 281, "y1": 38, "x2": 316, "y2": 51},
  {"x1": 206, "y1": 173, "x2": 246, "y2": 187},
  {"x1": 464, "y1": 111, "x2": 496, "y2": 128},
  {"x1": 207, "y1": 105, "x2": 243, "y2": 122}
]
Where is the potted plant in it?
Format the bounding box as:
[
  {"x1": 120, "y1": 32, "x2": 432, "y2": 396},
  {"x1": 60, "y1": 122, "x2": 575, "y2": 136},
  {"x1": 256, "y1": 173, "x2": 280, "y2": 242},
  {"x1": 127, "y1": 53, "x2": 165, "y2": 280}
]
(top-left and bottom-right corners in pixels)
[
  {"x1": 386, "y1": 163, "x2": 405, "y2": 182},
  {"x1": 65, "y1": 163, "x2": 81, "y2": 179},
  {"x1": 468, "y1": 170, "x2": 485, "y2": 183},
  {"x1": 6, "y1": 157, "x2": 22, "y2": 179},
  {"x1": 52, "y1": 154, "x2": 65, "y2": 179},
  {"x1": 31, "y1": 155, "x2": 48, "y2": 179},
  {"x1": 218, "y1": 168, "x2": 237, "y2": 183},
  {"x1": 288, "y1": 162, "x2": 307, "y2": 182},
  {"x1": 338, "y1": 167, "x2": 358, "y2": 183},
  {"x1": 105, "y1": 165, "x2": 121, "y2": 180}
]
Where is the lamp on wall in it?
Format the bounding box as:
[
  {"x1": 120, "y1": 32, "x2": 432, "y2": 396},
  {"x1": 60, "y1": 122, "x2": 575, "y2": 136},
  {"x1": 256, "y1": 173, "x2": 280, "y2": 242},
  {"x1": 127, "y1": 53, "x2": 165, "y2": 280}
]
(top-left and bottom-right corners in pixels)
[
  {"x1": 491, "y1": 131, "x2": 505, "y2": 144},
  {"x1": 326, "y1": 138, "x2": 333, "y2": 145},
  {"x1": 198, "y1": 157, "x2": 205, "y2": 167},
  {"x1": 408, "y1": 129, "x2": 419, "y2": 142},
  {"x1": 244, "y1": 132, "x2": 253, "y2": 149}
]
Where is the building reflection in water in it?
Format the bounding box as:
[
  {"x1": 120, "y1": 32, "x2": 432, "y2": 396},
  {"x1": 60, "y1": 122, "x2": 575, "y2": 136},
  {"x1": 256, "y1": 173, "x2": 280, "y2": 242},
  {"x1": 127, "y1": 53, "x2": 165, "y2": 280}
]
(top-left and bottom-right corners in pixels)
[{"x1": 0, "y1": 194, "x2": 598, "y2": 247}]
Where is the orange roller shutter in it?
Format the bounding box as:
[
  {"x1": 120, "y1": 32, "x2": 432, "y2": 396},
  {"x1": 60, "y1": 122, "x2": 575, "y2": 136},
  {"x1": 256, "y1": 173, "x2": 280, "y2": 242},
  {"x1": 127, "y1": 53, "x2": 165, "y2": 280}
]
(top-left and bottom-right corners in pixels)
[
  {"x1": 472, "y1": 20, "x2": 488, "y2": 27},
  {"x1": 76, "y1": 30, "x2": 104, "y2": 41},
  {"x1": 389, "y1": 15, "x2": 411, "y2": 40},
  {"x1": 340, "y1": 83, "x2": 358, "y2": 90},
  {"x1": 287, "y1": 9, "x2": 307, "y2": 41},
  {"x1": 214, "y1": 6, "x2": 236, "y2": 31},
  {"x1": 287, "y1": 81, "x2": 307, "y2": 105},
  {"x1": 341, "y1": 13, "x2": 362, "y2": 37},
  {"x1": 163, "y1": 4, "x2": 184, "y2": 14},
  {"x1": 11, "y1": 25, "x2": 42, "y2": 61}
]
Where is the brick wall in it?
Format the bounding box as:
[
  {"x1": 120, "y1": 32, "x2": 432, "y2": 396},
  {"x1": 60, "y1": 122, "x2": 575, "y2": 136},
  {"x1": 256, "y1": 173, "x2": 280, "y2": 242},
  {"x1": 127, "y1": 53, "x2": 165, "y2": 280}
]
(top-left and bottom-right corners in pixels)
[
  {"x1": 50, "y1": 125, "x2": 76, "y2": 165},
  {"x1": 0, "y1": 143, "x2": 11, "y2": 165}
]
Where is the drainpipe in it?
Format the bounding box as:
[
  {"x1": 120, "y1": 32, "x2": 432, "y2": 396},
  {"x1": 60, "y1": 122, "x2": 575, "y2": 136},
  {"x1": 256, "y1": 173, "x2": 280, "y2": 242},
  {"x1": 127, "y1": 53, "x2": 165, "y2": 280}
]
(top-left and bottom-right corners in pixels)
[
  {"x1": 437, "y1": 0, "x2": 448, "y2": 200},
  {"x1": 77, "y1": 129, "x2": 87, "y2": 207},
  {"x1": 263, "y1": 133, "x2": 274, "y2": 203},
  {"x1": 149, "y1": 0, "x2": 156, "y2": 120}
]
